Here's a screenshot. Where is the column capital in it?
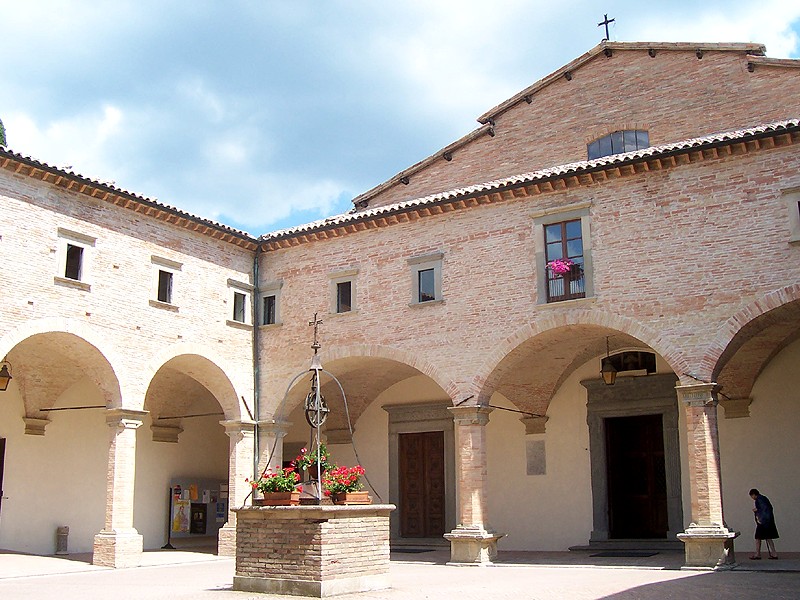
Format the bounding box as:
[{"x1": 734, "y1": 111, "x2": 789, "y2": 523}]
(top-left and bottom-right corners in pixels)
[
  {"x1": 675, "y1": 382, "x2": 719, "y2": 407},
  {"x1": 323, "y1": 428, "x2": 352, "y2": 444},
  {"x1": 718, "y1": 396, "x2": 752, "y2": 419},
  {"x1": 256, "y1": 419, "x2": 291, "y2": 437},
  {"x1": 105, "y1": 408, "x2": 148, "y2": 429},
  {"x1": 220, "y1": 419, "x2": 257, "y2": 436},
  {"x1": 520, "y1": 415, "x2": 548, "y2": 435},
  {"x1": 23, "y1": 417, "x2": 51, "y2": 436},
  {"x1": 448, "y1": 405, "x2": 493, "y2": 426}
]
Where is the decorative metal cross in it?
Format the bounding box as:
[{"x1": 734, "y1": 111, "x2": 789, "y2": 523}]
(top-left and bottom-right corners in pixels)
[
  {"x1": 598, "y1": 13, "x2": 615, "y2": 42},
  {"x1": 309, "y1": 312, "x2": 323, "y2": 353}
]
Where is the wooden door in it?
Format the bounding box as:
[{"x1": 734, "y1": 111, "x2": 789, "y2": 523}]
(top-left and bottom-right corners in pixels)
[
  {"x1": 399, "y1": 431, "x2": 445, "y2": 537},
  {"x1": 605, "y1": 414, "x2": 668, "y2": 539}
]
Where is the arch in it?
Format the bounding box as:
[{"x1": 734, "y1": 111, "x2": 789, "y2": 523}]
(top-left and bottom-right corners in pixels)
[
  {"x1": 273, "y1": 344, "x2": 460, "y2": 429},
  {"x1": 707, "y1": 284, "x2": 800, "y2": 380},
  {"x1": 704, "y1": 285, "x2": 800, "y2": 399},
  {"x1": 0, "y1": 317, "x2": 125, "y2": 407},
  {"x1": 319, "y1": 343, "x2": 462, "y2": 402},
  {"x1": 470, "y1": 307, "x2": 685, "y2": 407},
  {"x1": 145, "y1": 342, "x2": 245, "y2": 420}
]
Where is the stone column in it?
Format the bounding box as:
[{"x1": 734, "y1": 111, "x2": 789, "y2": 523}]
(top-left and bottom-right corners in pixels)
[
  {"x1": 675, "y1": 383, "x2": 738, "y2": 569},
  {"x1": 92, "y1": 408, "x2": 147, "y2": 568},
  {"x1": 217, "y1": 419, "x2": 256, "y2": 557},
  {"x1": 444, "y1": 405, "x2": 503, "y2": 565},
  {"x1": 256, "y1": 419, "x2": 291, "y2": 474}
]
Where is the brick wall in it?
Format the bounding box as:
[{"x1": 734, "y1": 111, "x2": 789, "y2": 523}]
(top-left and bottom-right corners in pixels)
[
  {"x1": 0, "y1": 171, "x2": 255, "y2": 412},
  {"x1": 235, "y1": 506, "x2": 390, "y2": 581},
  {"x1": 257, "y1": 140, "x2": 800, "y2": 418},
  {"x1": 363, "y1": 47, "x2": 800, "y2": 210}
]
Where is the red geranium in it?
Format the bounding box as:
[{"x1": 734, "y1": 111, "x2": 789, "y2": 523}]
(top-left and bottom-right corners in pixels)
[
  {"x1": 321, "y1": 465, "x2": 366, "y2": 496},
  {"x1": 247, "y1": 466, "x2": 301, "y2": 493}
]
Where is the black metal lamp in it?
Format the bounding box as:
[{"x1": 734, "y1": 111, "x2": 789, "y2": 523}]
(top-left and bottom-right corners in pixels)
[
  {"x1": 0, "y1": 359, "x2": 12, "y2": 392},
  {"x1": 600, "y1": 337, "x2": 617, "y2": 386}
]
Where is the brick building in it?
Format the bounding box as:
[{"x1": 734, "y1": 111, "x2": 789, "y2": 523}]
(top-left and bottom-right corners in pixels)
[{"x1": 0, "y1": 41, "x2": 798, "y2": 569}]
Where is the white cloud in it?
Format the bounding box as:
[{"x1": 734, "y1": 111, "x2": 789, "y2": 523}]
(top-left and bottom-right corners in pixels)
[
  {"x1": 632, "y1": 2, "x2": 800, "y2": 57},
  {"x1": 0, "y1": 1, "x2": 797, "y2": 235},
  {"x1": 4, "y1": 105, "x2": 127, "y2": 180},
  {"x1": 176, "y1": 78, "x2": 228, "y2": 123}
]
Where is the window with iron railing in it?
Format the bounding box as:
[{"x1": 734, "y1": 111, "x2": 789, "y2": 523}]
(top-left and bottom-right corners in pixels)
[{"x1": 545, "y1": 219, "x2": 585, "y2": 303}]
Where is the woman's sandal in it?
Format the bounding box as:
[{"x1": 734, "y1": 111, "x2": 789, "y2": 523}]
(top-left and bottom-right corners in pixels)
[
  {"x1": 769, "y1": 555, "x2": 778, "y2": 559},
  {"x1": 749, "y1": 555, "x2": 761, "y2": 560}
]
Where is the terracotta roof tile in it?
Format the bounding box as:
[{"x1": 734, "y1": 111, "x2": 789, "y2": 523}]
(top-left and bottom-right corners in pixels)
[
  {"x1": 0, "y1": 148, "x2": 255, "y2": 242},
  {"x1": 260, "y1": 118, "x2": 800, "y2": 243}
]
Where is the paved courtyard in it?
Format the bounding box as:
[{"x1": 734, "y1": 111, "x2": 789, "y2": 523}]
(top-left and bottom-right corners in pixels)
[{"x1": 1, "y1": 546, "x2": 799, "y2": 600}]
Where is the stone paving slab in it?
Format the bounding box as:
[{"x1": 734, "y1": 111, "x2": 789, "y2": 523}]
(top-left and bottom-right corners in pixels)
[{"x1": 1, "y1": 547, "x2": 799, "y2": 599}]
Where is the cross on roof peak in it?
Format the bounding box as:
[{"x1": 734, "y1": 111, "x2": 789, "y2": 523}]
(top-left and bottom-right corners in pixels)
[{"x1": 598, "y1": 14, "x2": 615, "y2": 42}]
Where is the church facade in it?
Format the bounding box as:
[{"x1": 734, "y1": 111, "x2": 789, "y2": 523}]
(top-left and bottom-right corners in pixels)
[{"x1": 1, "y1": 41, "x2": 798, "y2": 569}]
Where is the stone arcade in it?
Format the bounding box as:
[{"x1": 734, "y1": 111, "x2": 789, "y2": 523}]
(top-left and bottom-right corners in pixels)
[{"x1": 0, "y1": 41, "x2": 799, "y2": 570}]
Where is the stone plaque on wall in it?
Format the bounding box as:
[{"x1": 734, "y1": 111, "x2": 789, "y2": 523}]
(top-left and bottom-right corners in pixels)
[{"x1": 526, "y1": 440, "x2": 546, "y2": 476}]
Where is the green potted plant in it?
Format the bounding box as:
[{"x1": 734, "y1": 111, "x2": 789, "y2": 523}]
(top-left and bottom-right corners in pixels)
[
  {"x1": 248, "y1": 466, "x2": 302, "y2": 505},
  {"x1": 292, "y1": 444, "x2": 335, "y2": 479},
  {"x1": 322, "y1": 465, "x2": 371, "y2": 504}
]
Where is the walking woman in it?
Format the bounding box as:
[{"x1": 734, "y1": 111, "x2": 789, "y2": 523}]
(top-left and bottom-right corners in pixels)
[{"x1": 749, "y1": 488, "x2": 779, "y2": 559}]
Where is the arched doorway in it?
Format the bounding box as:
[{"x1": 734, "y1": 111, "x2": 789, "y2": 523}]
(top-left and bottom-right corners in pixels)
[
  {"x1": 279, "y1": 353, "x2": 456, "y2": 543},
  {"x1": 478, "y1": 322, "x2": 683, "y2": 551},
  {"x1": 139, "y1": 353, "x2": 240, "y2": 550},
  {"x1": 712, "y1": 294, "x2": 800, "y2": 551},
  {"x1": 0, "y1": 330, "x2": 120, "y2": 555}
]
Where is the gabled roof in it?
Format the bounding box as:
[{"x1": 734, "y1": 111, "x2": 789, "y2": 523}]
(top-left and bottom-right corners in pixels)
[
  {"x1": 0, "y1": 148, "x2": 258, "y2": 249},
  {"x1": 260, "y1": 118, "x2": 800, "y2": 249},
  {"x1": 477, "y1": 41, "x2": 767, "y2": 124},
  {"x1": 352, "y1": 41, "x2": 782, "y2": 210}
]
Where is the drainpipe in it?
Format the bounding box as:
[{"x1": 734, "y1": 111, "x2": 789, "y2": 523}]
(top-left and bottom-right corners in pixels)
[{"x1": 251, "y1": 244, "x2": 263, "y2": 481}]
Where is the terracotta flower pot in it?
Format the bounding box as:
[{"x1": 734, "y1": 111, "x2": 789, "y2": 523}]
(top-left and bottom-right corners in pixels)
[
  {"x1": 253, "y1": 491, "x2": 301, "y2": 506},
  {"x1": 331, "y1": 491, "x2": 371, "y2": 505}
]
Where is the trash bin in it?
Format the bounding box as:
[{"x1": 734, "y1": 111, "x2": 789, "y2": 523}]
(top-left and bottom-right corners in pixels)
[{"x1": 55, "y1": 526, "x2": 69, "y2": 555}]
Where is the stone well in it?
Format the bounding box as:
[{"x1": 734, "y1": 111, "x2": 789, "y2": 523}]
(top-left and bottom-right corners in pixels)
[{"x1": 233, "y1": 503, "x2": 395, "y2": 597}]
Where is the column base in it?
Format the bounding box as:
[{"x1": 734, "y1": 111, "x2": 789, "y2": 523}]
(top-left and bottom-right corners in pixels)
[
  {"x1": 218, "y1": 523, "x2": 237, "y2": 557},
  {"x1": 677, "y1": 524, "x2": 739, "y2": 570},
  {"x1": 92, "y1": 529, "x2": 143, "y2": 568},
  {"x1": 444, "y1": 526, "x2": 505, "y2": 565}
]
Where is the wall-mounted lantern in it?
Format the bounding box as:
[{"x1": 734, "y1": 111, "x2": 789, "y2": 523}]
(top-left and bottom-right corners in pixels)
[
  {"x1": 0, "y1": 358, "x2": 12, "y2": 391},
  {"x1": 600, "y1": 337, "x2": 617, "y2": 386}
]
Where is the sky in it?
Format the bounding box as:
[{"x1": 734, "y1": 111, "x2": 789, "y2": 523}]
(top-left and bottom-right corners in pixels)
[{"x1": 1, "y1": 1, "x2": 799, "y2": 236}]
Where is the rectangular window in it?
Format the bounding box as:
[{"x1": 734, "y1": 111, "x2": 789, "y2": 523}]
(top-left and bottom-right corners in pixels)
[
  {"x1": 336, "y1": 281, "x2": 352, "y2": 313},
  {"x1": 260, "y1": 279, "x2": 283, "y2": 326},
  {"x1": 55, "y1": 228, "x2": 95, "y2": 290},
  {"x1": 544, "y1": 219, "x2": 585, "y2": 303},
  {"x1": 328, "y1": 269, "x2": 358, "y2": 314},
  {"x1": 150, "y1": 255, "x2": 182, "y2": 310},
  {"x1": 787, "y1": 190, "x2": 800, "y2": 244},
  {"x1": 64, "y1": 244, "x2": 83, "y2": 281},
  {"x1": 263, "y1": 294, "x2": 276, "y2": 325},
  {"x1": 233, "y1": 291, "x2": 247, "y2": 323},
  {"x1": 408, "y1": 252, "x2": 443, "y2": 305},
  {"x1": 157, "y1": 270, "x2": 173, "y2": 304},
  {"x1": 418, "y1": 268, "x2": 436, "y2": 302}
]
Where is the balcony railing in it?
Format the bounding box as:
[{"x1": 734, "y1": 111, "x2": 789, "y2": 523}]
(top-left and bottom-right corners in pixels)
[{"x1": 546, "y1": 264, "x2": 585, "y2": 303}]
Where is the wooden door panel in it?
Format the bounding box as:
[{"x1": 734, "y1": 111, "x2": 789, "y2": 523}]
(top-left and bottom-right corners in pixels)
[
  {"x1": 606, "y1": 415, "x2": 668, "y2": 539},
  {"x1": 399, "y1": 431, "x2": 445, "y2": 537}
]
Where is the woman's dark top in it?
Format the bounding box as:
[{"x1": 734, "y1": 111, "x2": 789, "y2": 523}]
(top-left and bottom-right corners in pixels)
[{"x1": 754, "y1": 494, "x2": 779, "y2": 540}]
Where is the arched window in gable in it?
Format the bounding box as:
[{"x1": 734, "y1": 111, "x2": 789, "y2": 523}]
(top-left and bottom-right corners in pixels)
[{"x1": 587, "y1": 130, "x2": 649, "y2": 160}]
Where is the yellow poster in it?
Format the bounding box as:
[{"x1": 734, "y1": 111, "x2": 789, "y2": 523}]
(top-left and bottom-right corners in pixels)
[
  {"x1": 172, "y1": 500, "x2": 190, "y2": 533},
  {"x1": 189, "y1": 484, "x2": 198, "y2": 501}
]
